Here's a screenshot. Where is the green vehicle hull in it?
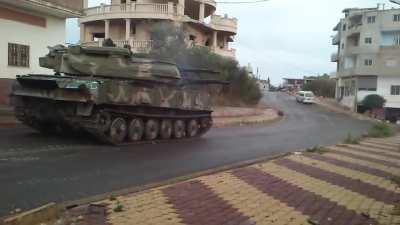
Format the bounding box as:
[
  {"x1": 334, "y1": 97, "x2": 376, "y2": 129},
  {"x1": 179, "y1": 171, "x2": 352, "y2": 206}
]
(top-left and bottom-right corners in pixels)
[{"x1": 11, "y1": 45, "x2": 222, "y2": 144}]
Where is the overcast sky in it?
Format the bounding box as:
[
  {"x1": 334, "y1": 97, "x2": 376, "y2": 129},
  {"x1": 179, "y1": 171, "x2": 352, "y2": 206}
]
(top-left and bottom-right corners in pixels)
[{"x1": 66, "y1": 0, "x2": 400, "y2": 85}]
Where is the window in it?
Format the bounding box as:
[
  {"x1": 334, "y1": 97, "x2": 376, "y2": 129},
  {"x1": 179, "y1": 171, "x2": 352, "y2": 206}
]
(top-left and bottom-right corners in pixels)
[
  {"x1": 391, "y1": 85, "x2": 400, "y2": 95},
  {"x1": 365, "y1": 37, "x2": 372, "y2": 44},
  {"x1": 364, "y1": 59, "x2": 373, "y2": 66},
  {"x1": 394, "y1": 14, "x2": 400, "y2": 22},
  {"x1": 305, "y1": 93, "x2": 314, "y2": 97},
  {"x1": 8, "y1": 43, "x2": 29, "y2": 67},
  {"x1": 341, "y1": 43, "x2": 345, "y2": 49},
  {"x1": 367, "y1": 16, "x2": 376, "y2": 24},
  {"x1": 343, "y1": 24, "x2": 347, "y2": 31},
  {"x1": 130, "y1": 25, "x2": 136, "y2": 35},
  {"x1": 394, "y1": 34, "x2": 400, "y2": 45}
]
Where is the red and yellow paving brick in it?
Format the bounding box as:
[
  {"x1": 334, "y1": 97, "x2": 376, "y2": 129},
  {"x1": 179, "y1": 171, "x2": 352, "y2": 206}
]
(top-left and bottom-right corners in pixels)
[{"x1": 66, "y1": 136, "x2": 400, "y2": 225}]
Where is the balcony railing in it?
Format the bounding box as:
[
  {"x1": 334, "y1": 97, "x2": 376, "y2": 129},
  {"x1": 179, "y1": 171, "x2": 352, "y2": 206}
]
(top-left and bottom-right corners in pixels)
[
  {"x1": 84, "y1": 3, "x2": 176, "y2": 18},
  {"x1": 81, "y1": 39, "x2": 153, "y2": 53},
  {"x1": 212, "y1": 47, "x2": 236, "y2": 58},
  {"x1": 209, "y1": 15, "x2": 238, "y2": 33},
  {"x1": 82, "y1": 39, "x2": 235, "y2": 58}
]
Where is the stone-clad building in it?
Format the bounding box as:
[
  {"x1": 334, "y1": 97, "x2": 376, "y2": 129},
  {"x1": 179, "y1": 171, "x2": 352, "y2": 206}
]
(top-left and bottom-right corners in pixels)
[{"x1": 79, "y1": 0, "x2": 237, "y2": 58}]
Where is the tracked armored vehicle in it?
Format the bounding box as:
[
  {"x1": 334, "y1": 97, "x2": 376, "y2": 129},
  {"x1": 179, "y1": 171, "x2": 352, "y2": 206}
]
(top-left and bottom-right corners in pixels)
[{"x1": 11, "y1": 45, "x2": 223, "y2": 145}]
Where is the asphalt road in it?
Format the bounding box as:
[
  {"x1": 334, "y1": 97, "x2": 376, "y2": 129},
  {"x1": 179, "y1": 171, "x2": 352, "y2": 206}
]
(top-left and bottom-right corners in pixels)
[{"x1": 0, "y1": 92, "x2": 372, "y2": 216}]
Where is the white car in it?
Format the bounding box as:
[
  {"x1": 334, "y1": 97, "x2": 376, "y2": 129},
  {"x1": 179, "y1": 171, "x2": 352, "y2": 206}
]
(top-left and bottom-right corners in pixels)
[{"x1": 296, "y1": 91, "x2": 315, "y2": 104}]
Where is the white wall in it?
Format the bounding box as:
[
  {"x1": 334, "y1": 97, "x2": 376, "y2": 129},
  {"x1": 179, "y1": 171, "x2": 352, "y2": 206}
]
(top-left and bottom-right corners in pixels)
[
  {"x1": 340, "y1": 96, "x2": 356, "y2": 110},
  {"x1": 377, "y1": 76, "x2": 400, "y2": 108},
  {"x1": 0, "y1": 15, "x2": 66, "y2": 79}
]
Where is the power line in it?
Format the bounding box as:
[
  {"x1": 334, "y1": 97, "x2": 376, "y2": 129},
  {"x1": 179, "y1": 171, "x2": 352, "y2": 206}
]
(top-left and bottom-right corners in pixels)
[{"x1": 216, "y1": 0, "x2": 270, "y2": 4}]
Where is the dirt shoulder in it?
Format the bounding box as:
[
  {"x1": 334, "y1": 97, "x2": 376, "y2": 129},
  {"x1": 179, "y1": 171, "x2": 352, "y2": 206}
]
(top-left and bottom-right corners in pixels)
[{"x1": 315, "y1": 97, "x2": 378, "y2": 122}]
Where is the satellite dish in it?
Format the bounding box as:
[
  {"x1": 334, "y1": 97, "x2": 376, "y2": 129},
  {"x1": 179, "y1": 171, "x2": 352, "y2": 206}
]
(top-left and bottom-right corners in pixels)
[{"x1": 390, "y1": 0, "x2": 400, "y2": 5}]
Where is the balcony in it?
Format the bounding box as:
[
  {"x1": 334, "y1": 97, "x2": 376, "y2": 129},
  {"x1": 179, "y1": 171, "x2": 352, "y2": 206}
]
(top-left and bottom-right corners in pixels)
[
  {"x1": 331, "y1": 53, "x2": 338, "y2": 62},
  {"x1": 332, "y1": 33, "x2": 339, "y2": 45},
  {"x1": 81, "y1": 3, "x2": 177, "y2": 23},
  {"x1": 209, "y1": 15, "x2": 238, "y2": 34},
  {"x1": 347, "y1": 23, "x2": 362, "y2": 36},
  {"x1": 212, "y1": 47, "x2": 236, "y2": 58},
  {"x1": 81, "y1": 39, "x2": 153, "y2": 53}
]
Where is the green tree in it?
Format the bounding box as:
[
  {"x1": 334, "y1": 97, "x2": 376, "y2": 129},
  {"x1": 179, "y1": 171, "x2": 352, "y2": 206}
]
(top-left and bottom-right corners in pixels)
[
  {"x1": 148, "y1": 22, "x2": 262, "y2": 105},
  {"x1": 361, "y1": 94, "x2": 386, "y2": 110},
  {"x1": 302, "y1": 75, "x2": 335, "y2": 98}
]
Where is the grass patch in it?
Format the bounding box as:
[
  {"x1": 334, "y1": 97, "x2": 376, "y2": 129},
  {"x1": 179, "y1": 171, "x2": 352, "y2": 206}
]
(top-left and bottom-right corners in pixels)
[
  {"x1": 367, "y1": 122, "x2": 395, "y2": 138},
  {"x1": 343, "y1": 133, "x2": 360, "y2": 144},
  {"x1": 306, "y1": 146, "x2": 329, "y2": 154},
  {"x1": 113, "y1": 201, "x2": 124, "y2": 212}
]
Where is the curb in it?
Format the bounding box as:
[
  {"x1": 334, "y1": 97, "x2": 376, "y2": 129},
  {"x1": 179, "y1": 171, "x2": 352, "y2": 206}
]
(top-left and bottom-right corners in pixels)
[
  {"x1": 213, "y1": 114, "x2": 284, "y2": 128},
  {"x1": 2, "y1": 203, "x2": 60, "y2": 225}
]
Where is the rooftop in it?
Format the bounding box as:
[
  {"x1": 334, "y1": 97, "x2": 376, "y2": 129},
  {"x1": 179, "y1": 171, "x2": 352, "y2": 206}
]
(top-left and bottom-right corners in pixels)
[{"x1": 0, "y1": 0, "x2": 83, "y2": 18}]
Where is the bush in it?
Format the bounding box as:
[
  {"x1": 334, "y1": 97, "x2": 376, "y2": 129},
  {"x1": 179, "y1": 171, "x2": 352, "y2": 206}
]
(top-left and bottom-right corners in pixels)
[
  {"x1": 343, "y1": 133, "x2": 360, "y2": 144},
  {"x1": 113, "y1": 201, "x2": 124, "y2": 212},
  {"x1": 367, "y1": 122, "x2": 395, "y2": 138},
  {"x1": 148, "y1": 22, "x2": 262, "y2": 106},
  {"x1": 361, "y1": 94, "x2": 386, "y2": 110}
]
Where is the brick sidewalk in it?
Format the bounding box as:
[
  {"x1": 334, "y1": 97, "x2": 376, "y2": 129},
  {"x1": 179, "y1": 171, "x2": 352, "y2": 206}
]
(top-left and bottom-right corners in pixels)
[{"x1": 64, "y1": 136, "x2": 400, "y2": 225}]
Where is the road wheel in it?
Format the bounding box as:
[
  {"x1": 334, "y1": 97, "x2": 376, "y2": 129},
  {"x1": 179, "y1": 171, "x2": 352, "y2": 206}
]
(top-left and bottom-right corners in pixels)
[
  {"x1": 186, "y1": 119, "x2": 199, "y2": 137},
  {"x1": 128, "y1": 118, "x2": 144, "y2": 142},
  {"x1": 109, "y1": 117, "x2": 127, "y2": 144},
  {"x1": 173, "y1": 120, "x2": 185, "y2": 139},
  {"x1": 96, "y1": 111, "x2": 112, "y2": 133},
  {"x1": 200, "y1": 117, "x2": 212, "y2": 130},
  {"x1": 145, "y1": 119, "x2": 159, "y2": 140},
  {"x1": 160, "y1": 119, "x2": 173, "y2": 139}
]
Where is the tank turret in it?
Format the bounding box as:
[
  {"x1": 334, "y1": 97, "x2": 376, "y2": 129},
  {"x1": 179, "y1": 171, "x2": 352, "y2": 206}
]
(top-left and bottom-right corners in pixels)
[{"x1": 39, "y1": 45, "x2": 181, "y2": 82}]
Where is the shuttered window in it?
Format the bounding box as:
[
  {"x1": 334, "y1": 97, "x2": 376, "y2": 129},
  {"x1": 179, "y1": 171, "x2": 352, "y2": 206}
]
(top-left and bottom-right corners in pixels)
[
  {"x1": 358, "y1": 77, "x2": 377, "y2": 91},
  {"x1": 8, "y1": 43, "x2": 29, "y2": 67}
]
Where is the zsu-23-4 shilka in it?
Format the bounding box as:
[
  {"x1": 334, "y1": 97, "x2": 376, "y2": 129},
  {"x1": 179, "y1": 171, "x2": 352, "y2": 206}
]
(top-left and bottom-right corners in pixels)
[{"x1": 10, "y1": 45, "x2": 226, "y2": 145}]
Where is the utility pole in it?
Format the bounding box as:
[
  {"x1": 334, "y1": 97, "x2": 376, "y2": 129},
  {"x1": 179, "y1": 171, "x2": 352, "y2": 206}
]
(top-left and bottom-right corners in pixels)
[{"x1": 390, "y1": 0, "x2": 400, "y2": 5}]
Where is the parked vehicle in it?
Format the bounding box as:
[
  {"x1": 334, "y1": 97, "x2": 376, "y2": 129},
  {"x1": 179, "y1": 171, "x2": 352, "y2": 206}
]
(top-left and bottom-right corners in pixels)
[{"x1": 296, "y1": 91, "x2": 315, "y2": 104}]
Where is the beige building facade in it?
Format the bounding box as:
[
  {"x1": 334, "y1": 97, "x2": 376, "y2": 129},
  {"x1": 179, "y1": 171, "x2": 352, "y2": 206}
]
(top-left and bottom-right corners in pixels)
[
  {"x1": 0, "y1": 0, "x2": 83, "y2": 105},
  {"x1": 332, "y1": 5, "x2": 400, "y2": 120},
  {"x1": 79, "y1": 0, "x2": 237, "y2": 58}
]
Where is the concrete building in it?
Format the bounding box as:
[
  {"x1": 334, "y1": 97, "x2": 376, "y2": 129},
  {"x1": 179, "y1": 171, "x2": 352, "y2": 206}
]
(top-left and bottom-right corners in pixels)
[
  {"x1": 0, "y1": 0, "x2": 83, "y2": 104},
  {"x1": 79, "y1": 0, "x2": 237, "y2": 58},
  {"x1": 332, "y1": 5, "x2": 400, "y2": 120}
]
